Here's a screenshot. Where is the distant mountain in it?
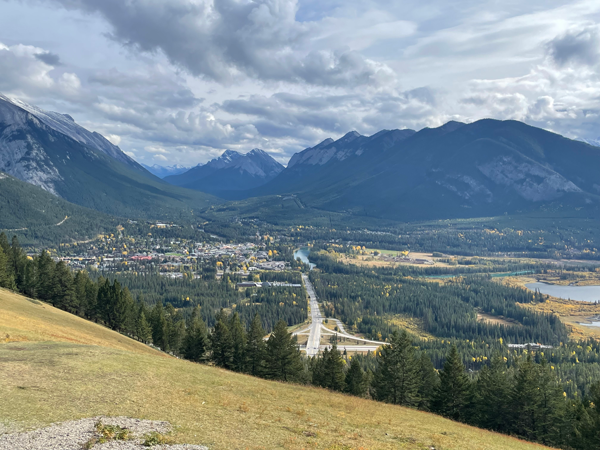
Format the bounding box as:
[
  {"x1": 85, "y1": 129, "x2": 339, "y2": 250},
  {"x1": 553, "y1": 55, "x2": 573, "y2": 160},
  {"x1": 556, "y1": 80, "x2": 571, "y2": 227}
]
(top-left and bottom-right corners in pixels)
[
  {"x1": 243, "y1": 120, "x2": 600, "y2": 220},
  {"x1": 165, "y1": 149, "x2": 284, "y2": 197},
  {"x1": 0, "y1": 95, "x2": 216, "y2": 219},
  {"x1": 142, "y1": 163, "x2": 194, "y2": 179}
]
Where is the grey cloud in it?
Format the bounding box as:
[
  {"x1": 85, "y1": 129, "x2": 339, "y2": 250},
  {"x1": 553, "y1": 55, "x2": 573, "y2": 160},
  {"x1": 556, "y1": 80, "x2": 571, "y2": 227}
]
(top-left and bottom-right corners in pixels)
[
  {"x1": 34, "y1": 51, "x2": 62, "y2": 66},
  {"x1": 42, "y1": 0, "x2": 396, "y2": 87},
  {"x1": 547, "y1": 25, "x2": 600, "y2": 66},
  {"x1": 89, "y1": 68, "x2": 201, "y2": 109}
]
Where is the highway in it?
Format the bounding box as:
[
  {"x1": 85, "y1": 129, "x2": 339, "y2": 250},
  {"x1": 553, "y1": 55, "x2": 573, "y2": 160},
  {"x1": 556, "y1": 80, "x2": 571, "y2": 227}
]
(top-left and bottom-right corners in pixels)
[{"x1": 302, "y1": 273, "x2": 323, "y2": 357}]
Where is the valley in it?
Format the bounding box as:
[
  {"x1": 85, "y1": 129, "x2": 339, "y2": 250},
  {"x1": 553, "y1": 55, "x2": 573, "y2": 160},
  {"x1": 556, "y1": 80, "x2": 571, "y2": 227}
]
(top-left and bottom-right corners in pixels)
[{"x1": 1, "y1": 94, "x2": 600, "y2": 450}]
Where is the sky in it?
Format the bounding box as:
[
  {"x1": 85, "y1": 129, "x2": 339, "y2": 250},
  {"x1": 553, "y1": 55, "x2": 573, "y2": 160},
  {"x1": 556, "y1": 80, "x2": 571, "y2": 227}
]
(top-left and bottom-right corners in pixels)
[{"x1": 1, "y1": 0, "x2": 599, "y2": 167}]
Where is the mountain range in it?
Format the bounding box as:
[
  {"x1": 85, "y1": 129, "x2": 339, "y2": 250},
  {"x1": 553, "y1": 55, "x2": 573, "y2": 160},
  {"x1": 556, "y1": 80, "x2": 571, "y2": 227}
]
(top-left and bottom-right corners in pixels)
[
  {"x1": 141, "y1": 163, "x2": 193, "y2": 179},
  {"x1": 1, "y1": 94, "x2": 599, "y2": 227},
  {"x1": 238, "y1": 120, "x2": 600, "y2": 220},
  {"x1": 0, "y1": 94, "x2": 215, "y2": 219},
  {"x1": 165, "y1": 149, "x2": 284, "y2": 197}
]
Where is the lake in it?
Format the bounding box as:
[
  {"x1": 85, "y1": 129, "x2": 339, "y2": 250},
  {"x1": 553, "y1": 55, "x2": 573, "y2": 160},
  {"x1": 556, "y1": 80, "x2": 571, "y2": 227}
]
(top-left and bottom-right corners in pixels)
[
  {"x1": 525, "y1": 282, "x2": 600, "y2": 302},
  {"x1": 294, "y1": 247, "x2": 316, "y2": 269}
]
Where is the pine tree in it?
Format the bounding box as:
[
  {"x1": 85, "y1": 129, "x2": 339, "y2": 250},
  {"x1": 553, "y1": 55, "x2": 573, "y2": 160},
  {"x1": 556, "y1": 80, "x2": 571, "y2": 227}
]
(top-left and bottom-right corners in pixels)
[
  {"x1": 0, "y1": 246, "x2": 12, "y2": 289},
  {"x1": 0, "y1": 233, "x2": 10, "y2": 257},
  {"x1": 265, "y1": 319, "x2": 303, "y2": 382},
  {"x1": 512, "y1": 353, "x2": 541, "y2": 440},
  {"x1": 21, "y1": 259, "x2": 36, "y2": 298},
  {"x1": 322, "y1": 343, "x2": 345, "y2": 392},
  {"x1": 150, "y1": 302, "x2": 168, "y2": 351},
  {"x1": 474, "y1": 353, "x2": 511, "y2": 432},
  {"x1": 84, "y1": 277, "x2": 99, "y2": 322},
  {"x1": 229, "y1": 312, "x2": 247, "y2": 372},
  {"x1": 10, "y1": 236, "x2": 26, "y2": 290},
  {"x1": 51, "y1": 261, "x2": 76, "y2": 312},
  {"x1": 373, "y1": 330, "x2": 420, "y2": 406},
  {"x1": 345, "y1": 357, "x2": 366, "y2": 396},
  {"x1": 36, "y1": 251, "x2": 55, "y2": 302},
  {"x1": 73, "y1": 271, "x2": 89, "y2": 317},
  {"x1": 432, "y1": 345, "x2": 471, "y2": 421},
  {"x1": 211, "y1": 317, "x2": 233, "y2": 369},
  {"x1": 164, "y1": 303, "x2": 185, "y2": 355},
  {"x1": 181, "y1": 306, "x2": 208, "y2": 362},
  {"x1": 136, "y1": 310, "x2": 153, "y2": 344},
  {"x1": 245, "y1": 313, "x2": 267, "y2": 377},
  {"x1": 536, "y1": 358, "x2": 564, "y2": 446},
  {"x1": 417, "y1": 352, "x2": 438, "y2": 411}
]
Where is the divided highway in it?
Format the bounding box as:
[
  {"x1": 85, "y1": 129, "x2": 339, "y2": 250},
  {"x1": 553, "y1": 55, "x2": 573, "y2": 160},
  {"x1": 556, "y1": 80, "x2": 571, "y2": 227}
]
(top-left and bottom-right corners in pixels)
[
  {"x1": 300, "y1": 273, "x2": 385, "y2": 356},
  {"x1": 302, "y1": 273, "x2": 323, "y2": 357}
]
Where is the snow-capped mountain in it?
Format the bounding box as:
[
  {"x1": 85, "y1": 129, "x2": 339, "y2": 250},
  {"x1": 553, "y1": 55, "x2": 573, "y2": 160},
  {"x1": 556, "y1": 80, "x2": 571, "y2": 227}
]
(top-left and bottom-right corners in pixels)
[
  {"x1": 141, "y1": 163, "x2": 194, "y2": 178},
  {"x1": 164, "y1": 148, "x2": 284, "y2": 197},
  {"x1": 0, "y1": 94, "x2": 214, "y2": 218},
  {"x1": 0, "y1": 94, "x2": 144, "y2": 173}
]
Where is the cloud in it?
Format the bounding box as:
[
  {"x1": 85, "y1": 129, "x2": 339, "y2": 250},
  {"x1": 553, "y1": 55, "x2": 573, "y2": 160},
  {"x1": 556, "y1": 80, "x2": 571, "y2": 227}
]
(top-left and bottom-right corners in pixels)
[
  {"x1": 34, "y1": 51, "x2": 62, "y2": 66},
  {"x1": 153, "y1": 154, "x2": 168, "y2": 161},
  {"x1": 0, "y1": 42, "x2": 56, "y2": 92},
  {"x1": 547, "y1": 25, "x2": 600, "y2": 67},
  {"x1": 37, "y1": 0, "x2": 399, "y2": 87},
  {"x1": 105, "y1": 133, "x2": 121, "y2": 145}
]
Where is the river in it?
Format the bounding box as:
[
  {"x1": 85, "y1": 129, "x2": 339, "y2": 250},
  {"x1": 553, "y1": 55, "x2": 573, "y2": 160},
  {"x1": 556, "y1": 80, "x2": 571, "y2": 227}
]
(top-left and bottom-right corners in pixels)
[
  {"x1": 525, "y1": 282, "x2": 600, "y2": 303},
  {"x1": 294, "y1": 247, "x2": 316, "y2": 270}
]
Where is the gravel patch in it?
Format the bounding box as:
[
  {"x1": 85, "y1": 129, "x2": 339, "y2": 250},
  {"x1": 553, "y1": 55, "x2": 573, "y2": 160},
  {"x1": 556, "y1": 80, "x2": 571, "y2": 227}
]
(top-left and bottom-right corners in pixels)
[{"x1": 0, "y1": 417, "x2": 208, "y2": 450}]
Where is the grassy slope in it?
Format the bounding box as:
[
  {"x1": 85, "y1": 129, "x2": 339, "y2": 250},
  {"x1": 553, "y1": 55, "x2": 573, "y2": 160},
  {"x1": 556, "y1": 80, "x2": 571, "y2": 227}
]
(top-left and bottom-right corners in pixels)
[{"x1": 0, "y1": 289, "x2": 551, "y2": 450}]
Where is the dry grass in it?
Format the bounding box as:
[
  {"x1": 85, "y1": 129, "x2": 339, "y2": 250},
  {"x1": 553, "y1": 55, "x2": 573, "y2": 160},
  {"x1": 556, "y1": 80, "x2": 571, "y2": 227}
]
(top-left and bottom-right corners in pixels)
[
  {"x1": 0, "y1": 288, "x2": 160, "y2": 356},
  {"x1": 476, "y1": 312, "x2": 521, "y2": 327},
  {"x1": 0, "y1": 290, "x2": 553, "y2": 450},
  {"x1": 387, "y1": 315, "x2": 436, "y2": 341}
]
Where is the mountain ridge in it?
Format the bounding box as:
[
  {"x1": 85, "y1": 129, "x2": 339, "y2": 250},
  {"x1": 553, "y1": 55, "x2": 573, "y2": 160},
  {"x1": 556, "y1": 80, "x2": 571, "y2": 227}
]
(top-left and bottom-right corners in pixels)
[
  {"x1": 239, "y1": 119, "x2": 600, "y2": 221},
  {"x1": 0, "y1": 95, "x2": 217, "y2": 219},
  {"x1": 165, "y1": 148, "x2": 284, "y2": 197}
]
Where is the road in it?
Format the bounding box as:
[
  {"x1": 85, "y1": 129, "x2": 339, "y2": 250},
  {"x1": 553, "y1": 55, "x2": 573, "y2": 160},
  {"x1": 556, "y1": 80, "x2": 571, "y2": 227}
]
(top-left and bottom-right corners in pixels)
[{"x1": 302, "y1": 273, "x2": 323, "y2": 357}]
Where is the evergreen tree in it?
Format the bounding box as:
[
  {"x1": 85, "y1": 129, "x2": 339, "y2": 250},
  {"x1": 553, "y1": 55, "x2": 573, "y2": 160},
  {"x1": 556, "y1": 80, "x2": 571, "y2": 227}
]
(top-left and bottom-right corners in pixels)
[
  {"x1": 587, "y1": 381, "x2": 600, "y2": 447},
  {"x1": 345, "y1": 357, "x2": 366, "y2": 397},
  {"x1": 136, "y1": 310, "x2": 153, "y2": 344},
  {"x1": 417, "y1": 352, "x2": 438, "y2": 411},
  {"x1": 211, "y1": 316, "x2": 233, "y2": 369},
  {"x1": 536, "y1": 358, "x2": 564, "y2": 446},
  {"x1": 150, "y1": 302, "x2": 168, "y2": 351},
  {"x1": 51, "y1": 261, "x2": 76, "y2": 312},
  {"x1": 36, "y1": 251, "x2": 55, "y2": 302},
  {"x1": 21, "y1": 259, "x2": 36, "y2": 298},
  {"x1": 245, "y1": 313, "x2": 267, "y2": 377},
  {"x1": 322, "y1": 343, "x2": 345, "y2": 392},
  {"x1": 181, "y1": 306, "x2": 208, "y2": 362},
  {"x1": 512, "y1": 353, "x2": 540, "y2": 440},
  {"x1": 265, "y1": 319, "x2": 303, "y2": 382},
  {"x1": 165, "y1": 303, "x2": 185, "y2": 354},
  {"x1": 0, "y1": 233, "x2": 10, "y2": 258},
  {"x1": 10, "y1": 236, "x2": 26, "y2": 290},
  {"x1": 474, "y1": 353, "x2": 511, "y2": 432},
  {"x1": 229, "y1": 312, "x2": 247, "y2": 372},
  {"x1": 73, "y1": 271, "x2": 89, "y2": 317},
  {"x1": 0, "y1": 246, "x2": 12, "y2": 289},
  {"x1": 84, "y1": 277, "x2": 99, "y2": 322},
  {"x1": 373, "y1": 330, "x2": 420, "y2": 406},
  {"x1": 432, "y1": 345, "x2": 471, "y2": 421}
]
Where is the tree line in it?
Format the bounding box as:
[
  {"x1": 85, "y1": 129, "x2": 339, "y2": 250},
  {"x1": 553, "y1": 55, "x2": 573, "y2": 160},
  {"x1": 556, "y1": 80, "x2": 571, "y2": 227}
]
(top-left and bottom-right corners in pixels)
[{"x1": 311, "y1": 331, "x2": 600, "y2": 450}]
